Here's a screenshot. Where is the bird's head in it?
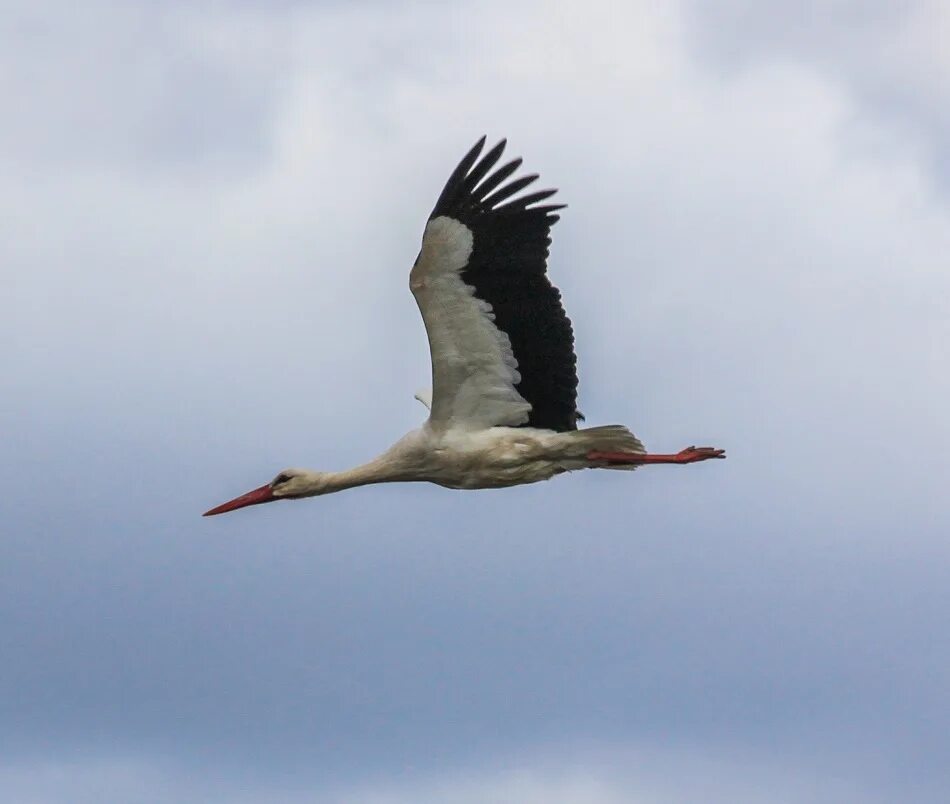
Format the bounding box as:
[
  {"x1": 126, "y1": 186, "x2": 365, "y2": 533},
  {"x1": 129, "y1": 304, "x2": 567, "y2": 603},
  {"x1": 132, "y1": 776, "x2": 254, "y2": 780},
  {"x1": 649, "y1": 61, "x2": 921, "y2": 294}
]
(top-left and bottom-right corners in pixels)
[{"x1": 203, "y1": 468, "x2": 325, "y2": 516}]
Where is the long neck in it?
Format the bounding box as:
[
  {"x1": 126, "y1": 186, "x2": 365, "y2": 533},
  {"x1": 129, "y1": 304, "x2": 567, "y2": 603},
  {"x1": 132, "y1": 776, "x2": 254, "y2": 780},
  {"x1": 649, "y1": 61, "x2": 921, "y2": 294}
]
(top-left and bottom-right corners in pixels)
[{"x1": 310, "y1": 454, "x2": 413, "y2": 495}]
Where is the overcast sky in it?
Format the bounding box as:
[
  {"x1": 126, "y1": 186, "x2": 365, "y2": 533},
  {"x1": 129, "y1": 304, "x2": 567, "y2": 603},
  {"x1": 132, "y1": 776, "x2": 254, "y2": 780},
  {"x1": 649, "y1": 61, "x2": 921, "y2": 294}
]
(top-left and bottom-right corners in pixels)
[{"x1": 2, "y1": 1, "x2": 949, "y2": 801}]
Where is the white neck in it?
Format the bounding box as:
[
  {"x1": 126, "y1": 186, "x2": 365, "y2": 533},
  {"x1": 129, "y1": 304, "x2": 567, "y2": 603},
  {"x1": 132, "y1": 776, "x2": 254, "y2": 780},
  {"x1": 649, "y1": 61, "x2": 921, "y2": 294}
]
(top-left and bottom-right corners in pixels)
[{"x1": 300, "y1": 454, "x2": 415, "y2": 496}]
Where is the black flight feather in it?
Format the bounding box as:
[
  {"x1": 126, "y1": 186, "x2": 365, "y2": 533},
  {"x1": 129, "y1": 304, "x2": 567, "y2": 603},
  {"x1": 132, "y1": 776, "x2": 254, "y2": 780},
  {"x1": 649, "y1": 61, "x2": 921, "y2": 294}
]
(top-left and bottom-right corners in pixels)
[{"x1": 429, "y1": 138, "x2": 580, "y2": 432}]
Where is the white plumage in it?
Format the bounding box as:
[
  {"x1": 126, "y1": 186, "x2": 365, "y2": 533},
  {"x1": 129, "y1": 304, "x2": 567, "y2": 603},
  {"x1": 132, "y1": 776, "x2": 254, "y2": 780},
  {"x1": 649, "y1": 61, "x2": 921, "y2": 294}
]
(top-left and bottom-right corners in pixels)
[
  {"x1": 204, "y1": 138, "x2": 724, "y2": 517},
  {"x1": 412, "y1": 215, "x2": 531, "y2": 431}
]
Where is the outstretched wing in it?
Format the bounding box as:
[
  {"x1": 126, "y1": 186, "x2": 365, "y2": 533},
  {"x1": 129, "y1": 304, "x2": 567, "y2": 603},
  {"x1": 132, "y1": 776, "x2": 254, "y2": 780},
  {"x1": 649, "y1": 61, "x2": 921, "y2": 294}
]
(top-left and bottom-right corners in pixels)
[{"x1": 410, "y1": 137, "x2": 580, "y2": 433}]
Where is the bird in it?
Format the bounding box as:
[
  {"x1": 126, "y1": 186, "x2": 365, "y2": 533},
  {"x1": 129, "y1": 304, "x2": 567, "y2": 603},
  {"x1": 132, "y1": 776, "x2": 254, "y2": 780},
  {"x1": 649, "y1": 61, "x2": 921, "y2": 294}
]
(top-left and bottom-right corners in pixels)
[{"x1": 204, "y1": 137, "x2": 724, "y2": 517}]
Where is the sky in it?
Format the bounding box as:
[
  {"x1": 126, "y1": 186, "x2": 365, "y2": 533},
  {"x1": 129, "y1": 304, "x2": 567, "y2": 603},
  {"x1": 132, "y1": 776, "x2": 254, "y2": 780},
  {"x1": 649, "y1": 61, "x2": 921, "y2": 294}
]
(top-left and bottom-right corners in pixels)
[{"x1": 2, "y1": 0, "x2": 948, "y2": 801}]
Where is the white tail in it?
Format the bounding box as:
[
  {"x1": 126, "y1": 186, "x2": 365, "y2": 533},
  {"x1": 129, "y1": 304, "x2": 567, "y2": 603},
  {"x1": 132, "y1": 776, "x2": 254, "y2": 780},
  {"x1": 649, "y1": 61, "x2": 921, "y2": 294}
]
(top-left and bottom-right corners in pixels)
[{"x1": 573, "y1": 425, "x2": 644, "y2": 470}]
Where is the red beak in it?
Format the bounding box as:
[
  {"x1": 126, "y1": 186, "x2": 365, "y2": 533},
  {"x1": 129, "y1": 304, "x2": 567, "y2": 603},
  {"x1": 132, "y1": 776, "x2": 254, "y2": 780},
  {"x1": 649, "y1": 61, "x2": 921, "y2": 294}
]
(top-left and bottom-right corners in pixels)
[{"x1": 203, "y1": 484, "x2": 277, "y2": 517}]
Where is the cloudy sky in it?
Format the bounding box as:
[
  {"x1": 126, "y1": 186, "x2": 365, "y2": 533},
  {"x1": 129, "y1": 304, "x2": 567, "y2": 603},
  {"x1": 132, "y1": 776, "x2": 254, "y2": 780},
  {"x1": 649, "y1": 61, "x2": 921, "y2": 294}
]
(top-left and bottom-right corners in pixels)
[{"x1": 2, "y1": 0, "x2": 948, "y2": 801}]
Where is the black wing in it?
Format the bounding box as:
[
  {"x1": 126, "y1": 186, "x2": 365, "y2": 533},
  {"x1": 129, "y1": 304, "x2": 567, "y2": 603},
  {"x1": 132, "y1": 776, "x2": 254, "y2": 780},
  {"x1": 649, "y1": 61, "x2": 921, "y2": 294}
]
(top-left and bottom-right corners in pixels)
[{"x1": 429, "y1": 137, "x2": 580, "y2": 432}]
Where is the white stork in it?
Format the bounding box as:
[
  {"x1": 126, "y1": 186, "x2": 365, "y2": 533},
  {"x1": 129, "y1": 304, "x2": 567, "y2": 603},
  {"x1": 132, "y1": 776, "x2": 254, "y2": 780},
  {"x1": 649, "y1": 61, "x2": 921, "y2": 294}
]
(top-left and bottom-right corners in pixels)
[{"x1": 204, "y1": 138, "x2": 724, "y2": 517}]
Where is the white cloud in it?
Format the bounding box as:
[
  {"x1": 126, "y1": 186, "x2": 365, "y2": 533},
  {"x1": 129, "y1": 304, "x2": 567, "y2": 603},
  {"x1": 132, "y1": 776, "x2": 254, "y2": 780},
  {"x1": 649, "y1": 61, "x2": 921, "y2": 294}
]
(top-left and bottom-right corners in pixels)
[
  {"x1": 0, "y1": 743, "x2": 886, "y2": 804},
  {"x1": 683, "y1": 0, "x2": 950, "y2": 191},
  {"x1": 2, "y1": 0, "x2": 949, "y2": 799}
]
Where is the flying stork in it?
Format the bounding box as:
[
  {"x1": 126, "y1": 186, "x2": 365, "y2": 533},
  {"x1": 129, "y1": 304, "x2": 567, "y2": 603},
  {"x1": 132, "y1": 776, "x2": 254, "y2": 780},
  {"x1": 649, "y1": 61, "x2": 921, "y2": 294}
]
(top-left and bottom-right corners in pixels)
[{"x1": 204, "y1": 138, "x2": 724, "y2": 517}]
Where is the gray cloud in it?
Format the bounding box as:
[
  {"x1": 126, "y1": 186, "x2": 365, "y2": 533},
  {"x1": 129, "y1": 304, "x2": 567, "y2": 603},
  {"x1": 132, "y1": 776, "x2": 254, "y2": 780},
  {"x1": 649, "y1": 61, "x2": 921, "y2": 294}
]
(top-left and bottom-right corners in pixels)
[
  {"x1": 0, "y1": 2, "x2": 286, "y2": 171},
  {"x1": 2, "y1": 0, "x2": 949, "y2": 802},
  {"x1": 682, "y1": 0, "x2": 950, "y2": 192},
  {"x1": 0, "y1": 744, "x2": 905, "y2": 803}
]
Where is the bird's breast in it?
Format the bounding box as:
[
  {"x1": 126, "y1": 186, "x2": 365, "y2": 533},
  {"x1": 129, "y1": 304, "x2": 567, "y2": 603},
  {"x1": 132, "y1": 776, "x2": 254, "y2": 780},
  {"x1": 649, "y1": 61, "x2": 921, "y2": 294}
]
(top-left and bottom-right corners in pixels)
[{"x1": 422, "y1": 429, "x2": 564, "y2": 489}]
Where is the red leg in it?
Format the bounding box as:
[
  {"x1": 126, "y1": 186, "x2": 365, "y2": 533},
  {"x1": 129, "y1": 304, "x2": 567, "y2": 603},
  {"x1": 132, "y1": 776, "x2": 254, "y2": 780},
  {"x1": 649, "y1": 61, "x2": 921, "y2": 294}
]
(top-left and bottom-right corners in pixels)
[{"x1": 588, "y1": 446, "x2": 726, "y2": 466}]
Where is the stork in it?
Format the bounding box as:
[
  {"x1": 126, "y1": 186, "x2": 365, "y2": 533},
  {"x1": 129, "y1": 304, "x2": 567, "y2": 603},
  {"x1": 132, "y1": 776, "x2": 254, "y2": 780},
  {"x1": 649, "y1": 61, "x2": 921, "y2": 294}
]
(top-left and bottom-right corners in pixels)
[{"x1": 204, "y1": 138, "x2": 724, "y2": 517}]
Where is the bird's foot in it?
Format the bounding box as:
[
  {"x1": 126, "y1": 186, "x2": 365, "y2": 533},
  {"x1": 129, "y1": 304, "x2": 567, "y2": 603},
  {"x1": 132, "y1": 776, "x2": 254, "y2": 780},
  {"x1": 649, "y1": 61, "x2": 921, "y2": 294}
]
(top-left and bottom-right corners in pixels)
[
  {"x1": 587, "y1": 445, "x2": 726, "y2": 466},
  {"x1": 674, "y1": 446, "x2": 726, "y2": 463}
]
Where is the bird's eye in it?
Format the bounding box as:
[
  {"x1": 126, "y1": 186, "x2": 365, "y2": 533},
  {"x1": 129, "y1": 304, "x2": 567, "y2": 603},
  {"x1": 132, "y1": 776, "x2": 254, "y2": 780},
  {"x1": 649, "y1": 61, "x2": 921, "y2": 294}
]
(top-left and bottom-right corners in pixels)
[{"x1": 273, "y1": 473, "x2": 291, "y2": 486}]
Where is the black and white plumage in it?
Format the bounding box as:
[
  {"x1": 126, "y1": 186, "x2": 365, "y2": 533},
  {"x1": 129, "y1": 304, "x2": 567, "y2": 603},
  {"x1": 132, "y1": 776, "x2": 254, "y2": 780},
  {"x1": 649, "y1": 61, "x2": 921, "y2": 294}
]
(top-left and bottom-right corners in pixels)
[
  {"x1": 204, "y1": 138, "x2": 724, "y2": 517},
  {"x1": 422, "y1": 136, "x2": 579, "y2": 432}
]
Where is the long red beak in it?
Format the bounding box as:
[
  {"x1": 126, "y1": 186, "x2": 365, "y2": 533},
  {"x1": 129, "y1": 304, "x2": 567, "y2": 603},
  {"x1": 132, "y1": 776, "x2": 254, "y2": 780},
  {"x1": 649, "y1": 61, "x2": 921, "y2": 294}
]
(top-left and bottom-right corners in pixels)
[{"x1": 203, "y1": 484, "x2": 277, "y2": 517}]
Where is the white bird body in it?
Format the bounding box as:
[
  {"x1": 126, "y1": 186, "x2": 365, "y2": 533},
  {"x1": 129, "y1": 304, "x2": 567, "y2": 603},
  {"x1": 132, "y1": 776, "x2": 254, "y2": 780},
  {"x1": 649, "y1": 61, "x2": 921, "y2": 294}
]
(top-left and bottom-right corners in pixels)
[
  {"x1": 204, "y1": 138, "x2": 724, "y2": 517},
  {"x1": 400, "y1": 423, "x2": 645, "y2": 490},
  {"x1": 256, "y1": 424, "x2": 644, "y2": 501}
]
